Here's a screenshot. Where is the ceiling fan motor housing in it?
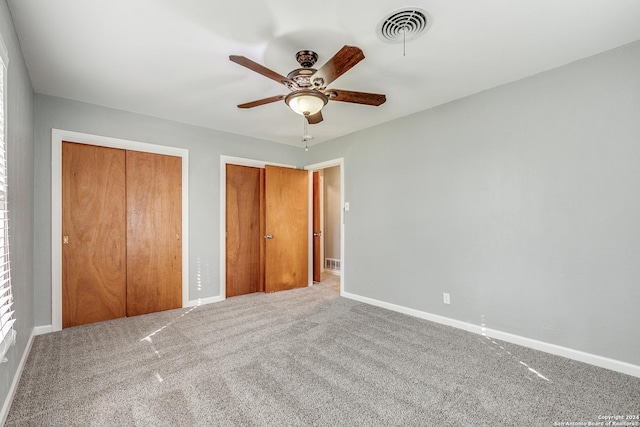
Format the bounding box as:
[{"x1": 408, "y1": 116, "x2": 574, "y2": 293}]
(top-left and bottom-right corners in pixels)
[{"x1": 287, "y1": 68, "x2": 316, "y2": 89}]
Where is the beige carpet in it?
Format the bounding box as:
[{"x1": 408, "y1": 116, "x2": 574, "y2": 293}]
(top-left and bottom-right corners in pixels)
[{"x1": 6, "y1": 275, "x2": 640, "y2": 426}]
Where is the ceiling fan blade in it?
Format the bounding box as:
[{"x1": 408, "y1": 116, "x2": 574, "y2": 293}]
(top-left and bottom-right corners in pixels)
[
  {"x1": 229, "y1": 55, "x2": 292, "y2": 87},
  {"x1": 312, "y1": 46, "x2": 365, "y2": 88},
  {"x1": 237, "y1": 94, "x2": 286, "y2": 109},
  {"x1": 327, "y1": 89, "x2": 386, "y2": 106},
  {"x1": 306, "y1": 111, "x2": 323, "y2": 124}
]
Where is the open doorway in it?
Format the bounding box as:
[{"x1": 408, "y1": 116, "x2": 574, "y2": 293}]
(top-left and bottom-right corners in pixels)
[{"x1": 306, "y1": 158, "x2": 344, "y2": 295}]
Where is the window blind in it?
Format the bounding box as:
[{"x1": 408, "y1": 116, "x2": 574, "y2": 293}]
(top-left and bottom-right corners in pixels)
[{"x1": 0, "y1": 45, "x2": 16, "y2": 363}]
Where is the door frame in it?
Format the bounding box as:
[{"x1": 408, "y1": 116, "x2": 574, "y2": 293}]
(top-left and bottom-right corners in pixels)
[
  {"x1": 311, "y1": 171, "x2": 325, "y2": 282},
  {"x1": 219, "y1": 156, "x2": 296, "y2": 300},
  {"x1": 51, "y1": 129, "x2": 189, "y2": 332},
  {"x1": 318, "y1": 173, "x2": 325, "y2": 276},
  {"x1": 305, "y1": 158, "x2": 345, "y2": 295}
]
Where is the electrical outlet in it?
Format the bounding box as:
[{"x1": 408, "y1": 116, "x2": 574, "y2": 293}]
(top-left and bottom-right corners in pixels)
[{"x1": 443, "y1": 293, "x2": 450, "y2": 304}]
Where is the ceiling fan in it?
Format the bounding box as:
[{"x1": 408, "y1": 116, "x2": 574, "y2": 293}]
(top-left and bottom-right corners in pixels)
[{"x1": 229, "y1": 45, "x2": 386, "y2": 124}]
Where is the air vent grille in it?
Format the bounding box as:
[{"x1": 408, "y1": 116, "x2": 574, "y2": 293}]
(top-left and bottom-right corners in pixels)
[
  {"x1": 325, "y1": 258, "x2": 341, "y2": 272},
  {"x1": 377, "y1": 8, "x2": 431, "y2": 43}
]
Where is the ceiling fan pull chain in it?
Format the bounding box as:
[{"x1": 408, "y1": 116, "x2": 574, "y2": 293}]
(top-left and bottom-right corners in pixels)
[{"x1": 302, "y1": 116, "x2": 309, "y2": 151}]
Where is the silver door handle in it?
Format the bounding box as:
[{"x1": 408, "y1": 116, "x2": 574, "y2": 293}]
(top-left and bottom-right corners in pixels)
[
  {"x1": 313, "y1": 232, "x2": 322, "y2": 237},
  {"x1": 264, "y1": 234, "x2": 273, "y2": 239}
]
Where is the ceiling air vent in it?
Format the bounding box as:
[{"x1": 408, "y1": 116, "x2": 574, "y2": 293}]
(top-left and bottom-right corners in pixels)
[{"x1": 377, "y1": 8, "x2": 432, "y2": 43}]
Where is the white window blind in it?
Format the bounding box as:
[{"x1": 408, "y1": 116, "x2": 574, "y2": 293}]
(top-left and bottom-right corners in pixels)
[{"x1": 0, "y1": 40, "x2": 15, "y2": 363}]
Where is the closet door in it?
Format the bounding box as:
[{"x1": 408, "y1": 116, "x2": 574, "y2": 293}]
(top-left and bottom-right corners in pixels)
[
  {"x1": 126, "y1": 151, "x2": 182, "y2": 316},
  {"x1": 62, "y1": 142, "x2": 127, "y2": 327},
  {"x1": 226, "y1": 164, "x2": 265, "y2": 297}
]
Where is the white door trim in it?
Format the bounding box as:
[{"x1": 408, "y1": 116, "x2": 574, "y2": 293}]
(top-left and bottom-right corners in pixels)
[
  {"x1": 219, "y1": 155, "x2": 296, "y2": 300},
  {"x1": 304, "y1": 158, "x2": 345, "y2": 295},
  {"x1": 51, "y1": 129, "x2": 190, "y2": 331}
]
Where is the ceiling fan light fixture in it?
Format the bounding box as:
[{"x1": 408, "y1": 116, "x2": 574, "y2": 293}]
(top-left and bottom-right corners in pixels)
[{"x1": 285, "y1": 91, "x2": 328, "y2": 116}]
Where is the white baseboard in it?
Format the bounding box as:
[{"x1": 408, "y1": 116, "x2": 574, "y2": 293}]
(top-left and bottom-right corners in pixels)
[
  {"x1": 0, "y1": 329, "x2": 35, "y2": 426},
  {"x1": 34, "y1": 325, "x2": 54, "y2": 335},
  {"x1": 341, "y1": 291, "x2": 640, "y2": 378},
  {"x1": 184, "y1": 295, "x2": 225, "y2": 308}
]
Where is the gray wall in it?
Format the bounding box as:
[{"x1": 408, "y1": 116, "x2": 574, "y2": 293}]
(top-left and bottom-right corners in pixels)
[
  {"x1": 307, "y1": 41, "x2": 640, "y2": 366},
  {"x1": 323, "y1": 166, "x2": 341, "y2": 260},
  {"x1": 0, "y1": 0, "x2": 35, "y2": 415},
  {"x1": 33, "y1": 94, "x2": 303, "y2": 327}
]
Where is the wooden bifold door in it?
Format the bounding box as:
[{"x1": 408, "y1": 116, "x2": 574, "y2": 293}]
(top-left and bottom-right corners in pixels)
[{"x1": 62, "y1": 142, "x2": 182, "y2": 328}]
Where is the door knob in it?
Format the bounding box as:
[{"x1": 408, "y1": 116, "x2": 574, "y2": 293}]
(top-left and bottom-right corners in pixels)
[
  {"x1": 313, "y1": 232, "x2": 322, "y2": 237},
  {"x1": 264, "y1": 234, "x2": 273, "y2": 239}
]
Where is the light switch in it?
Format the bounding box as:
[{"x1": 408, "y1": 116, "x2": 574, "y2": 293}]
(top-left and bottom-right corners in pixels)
[{"x1": 344, "y1": 202, "x2": 350, "y2": 211}]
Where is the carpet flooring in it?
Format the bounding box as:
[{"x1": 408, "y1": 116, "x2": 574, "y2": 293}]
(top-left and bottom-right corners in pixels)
[{"x1": 6, "y1": 276, "x2": 640, "y2": 426}]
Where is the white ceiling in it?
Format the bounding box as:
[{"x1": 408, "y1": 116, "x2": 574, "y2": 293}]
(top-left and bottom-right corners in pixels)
[{"x1": 7, "y1": 0, "x2": 640, "y2": 147}]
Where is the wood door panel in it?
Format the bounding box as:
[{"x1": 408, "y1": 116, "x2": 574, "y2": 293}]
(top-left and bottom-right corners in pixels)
[
  {"x1": 226, "y1": 164, "x2": 264, "y2": 297},
  {"x1": 312, "y1": 171, "x2": 321, "y2": 283},
  {"x1": 265, "y1": 166, "x2": 308, "y2": 292},
  {"x1": 259, "y1": 168, "x2": 265, "y2": 293},
  {"x1": 126, "y1": 151, "x2": 182, "y2": 316},
  {"x1": 62, "y1": 142, "x2": 127, "y2": 327}
]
